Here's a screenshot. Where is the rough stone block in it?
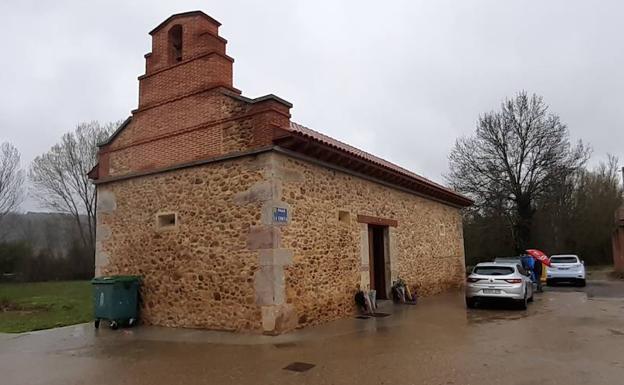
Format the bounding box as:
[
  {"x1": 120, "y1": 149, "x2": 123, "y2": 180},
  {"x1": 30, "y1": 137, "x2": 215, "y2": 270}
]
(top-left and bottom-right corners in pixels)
[
  {"x1": 258, "y1": 248, "x2": 293, "y2": 266},
  {"x1": 261, "y1": 304, "x2": 297, "y2": 335},
  {"x1": 360, "y1": 271, "x2": 370, "y2": 288},
  {"x1": 254, "y1": 267, "x2": 274, "y2": 305},
  {"x1": 233, "y1": 181, "x2": 273, "y2": 205},
  {"x1": 254, "y1": 265, "x2": 285, "y2": 305},
  {"x1": 97, "y1": 190, "x2": 117, "y2": 213},
  {"x1": 94, "y1": 247, "x2": 110, "y2": 277},
  {"x1": 274, "y1": 166, "x2": 304, "y2": 182},
  {"x1": 359, "y1": 227, "x2": 369, "y2": 265},
  {"x1": 247, "y1": 225, "x2": 281, "y2": 250},
  {"x1": 96, "y1": 224, "x2": 112, "y2": 242}
]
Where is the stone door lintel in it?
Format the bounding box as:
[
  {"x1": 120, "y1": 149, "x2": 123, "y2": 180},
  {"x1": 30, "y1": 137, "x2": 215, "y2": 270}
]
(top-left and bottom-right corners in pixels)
[{"x1": 357, "y1": 214, "x2": 398, "y2": 227}]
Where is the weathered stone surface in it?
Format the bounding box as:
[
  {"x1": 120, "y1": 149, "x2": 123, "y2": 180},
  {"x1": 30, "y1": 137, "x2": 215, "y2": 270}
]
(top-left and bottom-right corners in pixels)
[
  {"x1": 247, "y1": 225, "x2": 280, "y2": 250},
  {"x1": 258, "y1": 248, "x2": 293, "y2": 266},
  {"x1": 97, "y1": 157, "x2": 266, "y2": 332},
  {"x1": 261, "y1": 304, "x2": 297, "y2": 335},
  {"x1": 97, "y1": 152, "x2": 465, "y2": 334},
  {"x1": 254, "y1": 265, "x2": 285, "y2": 305},
  {"x1": 94, "y1": 248, "x2": 110, "y2": 277},
  {"x1": 96, "y1": 224, "x2": 112, "y2": 242},
  {"x1": 233, "y1": 181, "x2": 273, "y2": 205},
  {"x1": 275, "y1": 153, "x2": 465, "y2": 329},
  {"x1": 97, "y1": 190, "x2": 117, "y2": 213}
]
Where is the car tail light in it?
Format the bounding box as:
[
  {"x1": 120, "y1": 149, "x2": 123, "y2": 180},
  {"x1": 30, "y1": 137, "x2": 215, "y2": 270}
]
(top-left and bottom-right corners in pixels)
[
  {"x1": 467, "y1": 277, "x2": 482, "y2": 283},
  {"x1": 504, "y1": 279, "x2": 522, "y2": 284}
]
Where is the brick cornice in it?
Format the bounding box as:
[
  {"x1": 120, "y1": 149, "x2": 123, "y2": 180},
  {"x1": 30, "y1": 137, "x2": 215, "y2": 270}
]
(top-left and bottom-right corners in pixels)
[
  {"x1": 95, "y1": 143, "x2": 467, "y2": 209},
  {"x1": 93, "y1": 146, "x2": 274, "y2": 185},
  {"x1": 138, "y1": 50, "x2": 234, "y2": 81},
  {"x1": 101, "y1": 105, "x2": 291, "y2": 154},
  {"x1": 132, "y1": 84, "x2": 241, "y2": 114}
]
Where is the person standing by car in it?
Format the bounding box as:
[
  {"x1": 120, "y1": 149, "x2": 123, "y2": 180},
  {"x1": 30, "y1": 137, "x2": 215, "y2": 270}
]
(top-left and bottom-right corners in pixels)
[
  {"x1": 521, "y1": 254, "x2": 534, "y2": 276},
  {"x1": 520, "y1": 254, "x2": 538, "y2": 290},
  {"x1": 533, "y1": 259, "x2": 543, "y2": 292}
]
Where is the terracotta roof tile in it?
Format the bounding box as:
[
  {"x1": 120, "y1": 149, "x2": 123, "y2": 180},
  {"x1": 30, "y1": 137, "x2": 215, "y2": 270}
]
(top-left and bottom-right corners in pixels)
[{"x1": 287, "y1": 121, "x2": 471, "y2": 205}]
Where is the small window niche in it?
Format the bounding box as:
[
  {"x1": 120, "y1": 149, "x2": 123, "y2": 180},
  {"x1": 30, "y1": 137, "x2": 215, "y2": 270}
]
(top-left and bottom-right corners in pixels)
[
  {"x1": 168, "y1": 24, "x2": 183, "y2": 63},
  {"x1": 156, "y1": 212, "x2": 177, "y2": 230},
  {"x1": 338, "y1": 210, "x2": 351, "y2": 224}
]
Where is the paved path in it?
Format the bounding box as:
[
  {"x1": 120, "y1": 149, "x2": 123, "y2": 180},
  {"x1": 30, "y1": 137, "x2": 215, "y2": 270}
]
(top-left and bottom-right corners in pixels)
[{"x1": 2, "y1": 280, "x2": 624, "y2": 385}]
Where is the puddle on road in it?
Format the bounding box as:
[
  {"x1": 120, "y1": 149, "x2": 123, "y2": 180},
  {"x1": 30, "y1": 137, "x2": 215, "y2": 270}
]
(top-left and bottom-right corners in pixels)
[
  {"x1": 466, "y1": 311, "x2": 529, "y2": 325},
  {"x1": 273, "y1": 342, "x2": 297, "y2": 349},
  {"x1": 463, "y1": 300, "x2": 531, "y2": 325}
]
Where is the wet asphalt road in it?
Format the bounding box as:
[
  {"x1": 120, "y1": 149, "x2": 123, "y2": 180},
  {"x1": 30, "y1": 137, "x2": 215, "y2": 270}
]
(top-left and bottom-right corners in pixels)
[{"x1": 2, "y1": 280, "x2": 624, "y2": 385}]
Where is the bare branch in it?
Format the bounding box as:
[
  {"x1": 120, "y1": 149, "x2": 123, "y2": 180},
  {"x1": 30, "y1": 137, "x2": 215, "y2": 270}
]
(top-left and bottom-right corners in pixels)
[
  {"x1": 447, "y1": 91, "x2": 591, "y2": 251},
  {"x1": 29, "y1": 121, "x2": 119, "y2": 250},
  {"x1": 0, "y1": 142, "x2": 25, "y2": 219}
]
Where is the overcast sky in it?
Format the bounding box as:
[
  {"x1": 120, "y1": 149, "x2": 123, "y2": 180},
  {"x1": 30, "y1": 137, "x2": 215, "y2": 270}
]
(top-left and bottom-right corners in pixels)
[{"x1": 1, "y1": 0, "x2": 622, "y2": 211}]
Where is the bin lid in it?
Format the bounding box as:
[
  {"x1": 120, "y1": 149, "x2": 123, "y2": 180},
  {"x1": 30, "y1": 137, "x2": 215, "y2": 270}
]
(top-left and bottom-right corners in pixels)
[{"x1": 91, "y1": 275, "x2": 141, "y2": 284}]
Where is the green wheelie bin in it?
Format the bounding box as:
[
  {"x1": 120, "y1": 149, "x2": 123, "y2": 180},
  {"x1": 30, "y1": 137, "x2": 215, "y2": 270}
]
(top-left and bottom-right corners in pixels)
[{"x1": 91, "y1": 275, "x2": 141, "y2": 329}]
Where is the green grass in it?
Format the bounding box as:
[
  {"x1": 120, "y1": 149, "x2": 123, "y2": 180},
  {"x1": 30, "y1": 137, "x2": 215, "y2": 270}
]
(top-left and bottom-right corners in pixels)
[{"x1": 0, "y1": 281, "x2": 92, "y2": 333}]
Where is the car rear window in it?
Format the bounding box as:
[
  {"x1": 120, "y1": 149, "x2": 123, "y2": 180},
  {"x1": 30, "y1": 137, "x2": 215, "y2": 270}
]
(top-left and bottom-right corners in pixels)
[
  {"x1": 494, "y1": 258, "x2": 521, "y2": 265},
  {"x1": 551, "y1": 256, "x2": 578, "y2": 264},
  {"x1": 473, "y1": 266, "x2": 515, "y2": 276}
]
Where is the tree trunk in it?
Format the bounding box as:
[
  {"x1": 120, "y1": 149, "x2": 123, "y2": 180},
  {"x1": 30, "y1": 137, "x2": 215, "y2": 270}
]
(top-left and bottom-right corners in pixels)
[{"x1": 515, "y1": 196, "x2": 533, "y2": 253}]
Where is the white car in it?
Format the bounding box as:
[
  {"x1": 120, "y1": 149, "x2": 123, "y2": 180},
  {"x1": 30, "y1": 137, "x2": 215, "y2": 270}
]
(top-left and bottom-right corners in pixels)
[
  {"x1": 465, "y1": 262, "x2": 534, "y2": 310},
  {"x1": 546, "y1": 254, "x2": 586, "y2": 287}
]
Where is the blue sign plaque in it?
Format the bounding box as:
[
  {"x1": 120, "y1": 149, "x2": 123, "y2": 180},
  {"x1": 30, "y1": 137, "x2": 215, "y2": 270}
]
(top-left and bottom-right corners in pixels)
[{"x1": 273, "y1": 207, "x2": 288, "y2": 223}]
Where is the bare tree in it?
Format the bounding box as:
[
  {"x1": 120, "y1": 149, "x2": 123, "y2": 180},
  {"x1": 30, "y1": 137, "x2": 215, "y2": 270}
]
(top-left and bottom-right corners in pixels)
[
  {"x1": 448, "y1": 92, "x2": 590, "y2": 252},
  {"x1": 568, "y1": 155, "x2": 624, "y2": 263},
  {"x1": 0, "y1": 142, "x2": 24, "y2": 220},
  {"x1": 29, "y1": 121, "x2": 117, "y2": 251}
]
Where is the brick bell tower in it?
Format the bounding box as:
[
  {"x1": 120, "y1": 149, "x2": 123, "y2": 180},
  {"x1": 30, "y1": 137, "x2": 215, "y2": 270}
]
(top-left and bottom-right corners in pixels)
[
  {"x1": 139, "y1": 11, "x2": 236, "y2": 108},
  {"x1": 91, "y1": 11, "x2": 292, "y2": 181}
]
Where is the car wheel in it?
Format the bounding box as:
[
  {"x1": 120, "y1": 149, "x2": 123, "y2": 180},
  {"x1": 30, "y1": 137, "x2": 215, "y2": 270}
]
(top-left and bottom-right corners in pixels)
[
  {"x1": 465, "y1": 297, "x2": 477, "y2": 309},
  {"x1": 517, "y1": 292, "x2": 528, "y2": 310},
  {"x1": 577, "y1": 279, "x2": 586, "y2": 287},
  {"x1": 546, "y1": 279, "x2": 554, "y2": 287},
  {"x1": 528, "y1": 291, "x2": 534, "y2": 302}
]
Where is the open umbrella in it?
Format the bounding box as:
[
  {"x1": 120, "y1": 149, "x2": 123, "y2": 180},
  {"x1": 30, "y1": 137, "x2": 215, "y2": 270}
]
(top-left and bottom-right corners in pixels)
[{"x1": 526, "y1": 249, "x2": 551, "y2": 267}]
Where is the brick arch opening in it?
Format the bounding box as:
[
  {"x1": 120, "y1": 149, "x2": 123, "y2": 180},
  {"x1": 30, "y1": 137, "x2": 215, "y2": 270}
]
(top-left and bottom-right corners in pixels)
[{"x1": 168, "y1": 24, "x2": 183, "y2": 63}]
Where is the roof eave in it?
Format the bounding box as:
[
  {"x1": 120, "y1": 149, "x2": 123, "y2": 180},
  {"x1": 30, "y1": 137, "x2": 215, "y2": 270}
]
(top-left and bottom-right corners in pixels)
[
  {"x1": 273, "y1": 129, "x2": 473, "y2": 208},
  {"x1": 97, "y1": 116, "x2": 132, "y2": 147}
]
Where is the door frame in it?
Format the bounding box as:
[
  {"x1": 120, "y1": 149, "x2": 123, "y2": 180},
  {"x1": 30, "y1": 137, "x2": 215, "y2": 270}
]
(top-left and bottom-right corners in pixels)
[{"x1": 368, "y1": 224, "x2": 390, "y2": 299}]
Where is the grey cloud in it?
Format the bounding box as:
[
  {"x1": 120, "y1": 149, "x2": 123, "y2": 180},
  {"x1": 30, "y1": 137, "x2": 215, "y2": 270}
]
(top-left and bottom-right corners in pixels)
[{"x1": 0, "y1": 0, "x2": 621, "y2": 210}]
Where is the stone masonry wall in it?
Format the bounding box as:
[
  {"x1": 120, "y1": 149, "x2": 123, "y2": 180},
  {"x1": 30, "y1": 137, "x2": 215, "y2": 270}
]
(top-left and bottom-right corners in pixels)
[
  {"x1": 95, "y1": 151, "x2": 465, "y2": 334},
  {"x1": 95, "y1": 155, "x2": 269, "y2": 331},
  {"x1": 273, "y1": 153, "x2": 465, "y2": 329}
]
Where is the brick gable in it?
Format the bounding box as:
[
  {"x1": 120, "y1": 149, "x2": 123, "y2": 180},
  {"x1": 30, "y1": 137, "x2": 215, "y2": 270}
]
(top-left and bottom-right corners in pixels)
[{"x1": 93, "y1": 12, "x2": 291, "y2": 179}]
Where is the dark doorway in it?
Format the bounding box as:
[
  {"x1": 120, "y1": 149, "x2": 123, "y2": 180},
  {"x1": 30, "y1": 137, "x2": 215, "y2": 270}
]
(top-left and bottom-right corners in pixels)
[{"x1": 368, "y1": 225, "x2": 388, "y2": 299}]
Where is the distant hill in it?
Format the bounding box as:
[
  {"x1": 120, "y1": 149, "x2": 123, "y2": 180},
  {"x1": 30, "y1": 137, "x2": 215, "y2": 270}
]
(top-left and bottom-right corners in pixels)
[{"x1": 0, "y1": 212, "x2": 86, "y2": 259}]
